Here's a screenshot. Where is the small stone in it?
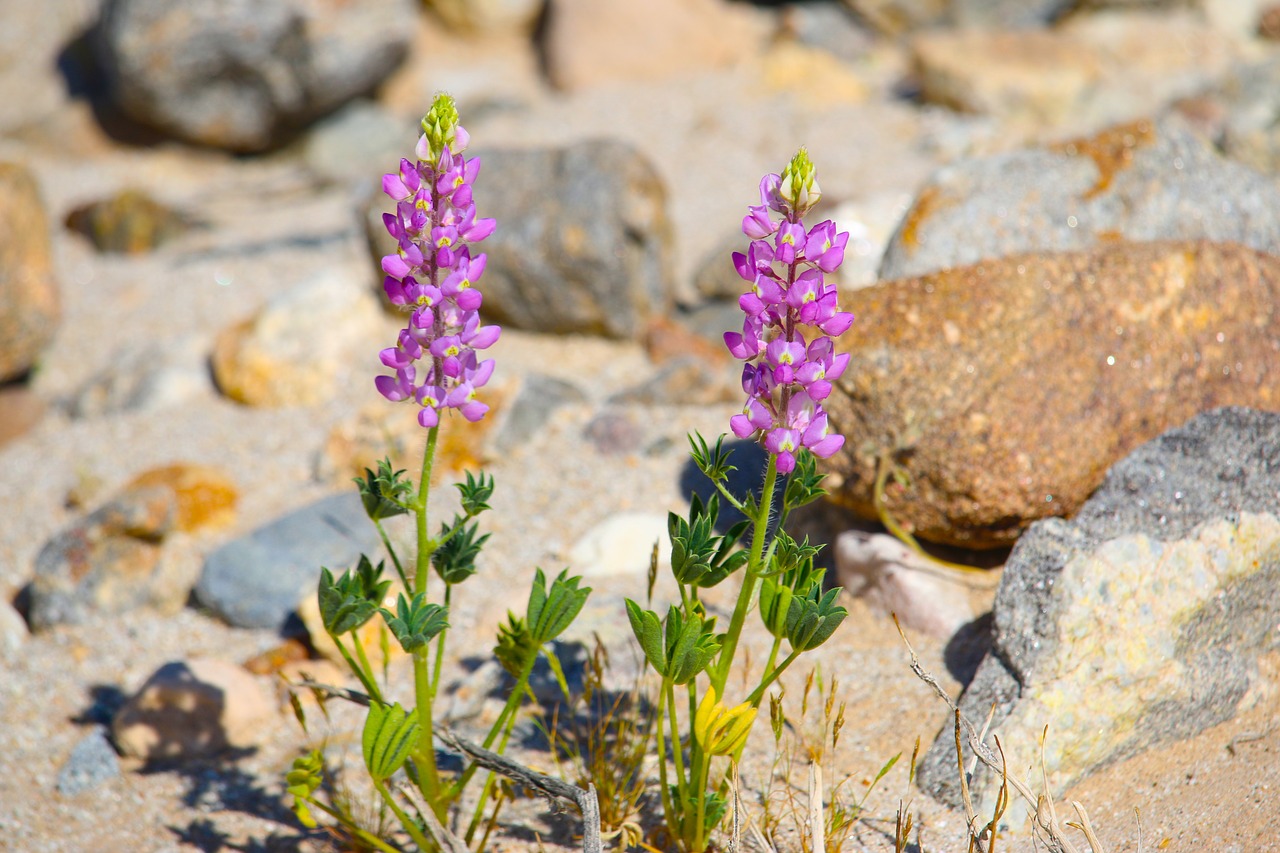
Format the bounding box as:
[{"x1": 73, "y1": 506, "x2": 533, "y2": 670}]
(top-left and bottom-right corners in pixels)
[
  {"x1": 834, "y1": 531, "x2": 978, "y2": 639},
  {"x1": 126, "y1": 464, "x2": 237, "y2": 533},
  {"x1": 365, "y1": 141, "x2": 675, "y2": 340},
  {"x1": 1261, "y1": 4, "x2": 1280, "y2": 38},
  {"x1": 194, "y1": 492, "x2": 380, "y2": 630},
  {"x1": 582, "y1": 410, "x2": 646, "y2": 456},
  {"x1": 95, "y1": 0, "x2": 416, "y2": 151},
  {"x1": 64, "y1": 189, "x2": 190, "y2": 254},
  {"x1": 211, "y1": 270, "x2": 383, "y2": 407},
  {"x1": 543, "y1": 0, "x2": 766, "y2": 91},
  {"x1": 26, "y1": 467, "x2": 229, "y2": 629},
  {"x1": 486, "y1": 374, "x2": 586, "y2": 456},
  {"x1": 112, "y1": 659, "x2": 275, "y2": 761},
  {"x1": 568, "y1": 513, "x2": 672, "y2": 579},
  {"x1": 242, "y1": 638, "x2": 311, "y2": 676},
  {"x1": 57, "y1": 729, "x2": 121, "y2": 796},
  {"x1": 71, "y1": 336, "x2": 212, "y2": 418},
  {"x1": 825, "y1": 241, "x2": 1280, "y2": 548},
  {"x1": 0, "y1": 384, "x2": 45, "y2": 449},
  {"x1": 0, "y1": 162, "x2": 60, "y2": 383},
  {"x1": 0, "y1": 596, "x2": 28, "y2": 655},
  {"x1": 918, "y1": 408, "x2": 1280, "y2": 824}
]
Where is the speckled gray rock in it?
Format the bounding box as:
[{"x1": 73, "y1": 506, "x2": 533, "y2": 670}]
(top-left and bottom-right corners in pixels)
[
  {"x1": 302, "y1": 100, "x2": 412, "y2": 188},
  {"x1": 486, "y1": 374, "x2": 586, "y2": 456},
  {"x1": 95, "y1": 0, "x2": 414, "y2": 152},
  {"x1": 918, "y1": 408, "x2": 1280, "y2": 818},
  {"x1": 880, "y1": 116, "x2": 1280, "y2": 280},
  {"x1": 57, "y1": 729, "x2": 120, "y2": 796},
  {"x1": 194, "y1": 492, "x2": 378, "y2": 630},
  {"x1": 367, "y1": 140, "x2": 674, "y2": 340},
  {"x1": 71, "y1": 337, "x2": 212, "y2": 418}
]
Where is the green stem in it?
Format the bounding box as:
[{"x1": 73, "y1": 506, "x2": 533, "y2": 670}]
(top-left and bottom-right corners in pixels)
[
  {"x1": 409, "y1": 424, "x2": 444, "y2": 819},
  {"x1": 412, "y1": 646, "x2": 444, "y2": 820},
  {"x1": 375, "y1": 519, "x2": 408, "y2": 589},
  {"x1": 712, "y1": 455, "x2": 779, "y2": 697},
  {"x1": 464, "y1": 675, "x2": 525, "y2": 846},
  {"x1": 333, "y1": 634, "x2": 383, "y2": 706},
  {"x1": 415, "y1": 425, "x2": 441, "y2": 594},
  {"x1": 745, "y1": 648, "x2": 802, "y2": 710},
  {"x1": 762, "y1": 633, "x2": 784, "y2": 688},
  {"x1": 666, "y1": 680, "x2": 688, "y2": 809},
  {"x1": 372, "y1": 777, "x2": 434, "y2": 853},
  {"x1": 431, "y1": 583, "x2": 452, "y2": 698},
  {"x1": 655, "y1": 680, "x2": 676, "y2": 842}
]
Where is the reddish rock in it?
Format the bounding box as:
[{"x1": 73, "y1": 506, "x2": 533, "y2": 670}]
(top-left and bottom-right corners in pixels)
[
  {"x1": 0, "y1": 163, "x2": 59, "y2": 382},
  {"x1": 824, "y1": 240, "x2": 1280, "y2": 548},
  {"x1": 27, "y1": 464, "x2": 236, "y2": 628}
]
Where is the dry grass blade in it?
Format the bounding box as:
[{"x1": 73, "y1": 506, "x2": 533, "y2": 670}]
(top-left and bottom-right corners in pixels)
[
  {"x1": 730, "y1": 764, "x2": 780, "y2": 853},
  {"x1": 1067, "y1": 802, "x2": 1107, "y2": 853}
]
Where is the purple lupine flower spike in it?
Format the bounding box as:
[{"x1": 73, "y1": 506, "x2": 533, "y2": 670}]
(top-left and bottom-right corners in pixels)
[
  {"x1": 725, "y1": 148, "x2": 853, "y2": 467},
  {"x1": 375, "y1": 94, "x2": 500, "y2": 427}
]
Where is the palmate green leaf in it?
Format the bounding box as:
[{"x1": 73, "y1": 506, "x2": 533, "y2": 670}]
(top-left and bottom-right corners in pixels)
[
  {"x1": 318, "y1": 556, "x2": 391, "y2": 636},
  {"x1": 382, "y1": 592, "x2": 449, "y2": 652},
  {"x1": 432, "y1": 516, "x2": 489, "y2": 585},
  {"x1": 784, "y1": 585, "x2": 848, "y2": 652},
  {"x1": 362, "y1": 702, "x2": 421, "y2": 781},
  {"x1": 354, "y1": 458, "x2": 413, "y2": 521},
  {"x1": 688, "y1": 432, "x2": 737, "y2": 485},
  {"x1": 527, "y1": 568, "x2": 591, "y2": 644},
  {"x1": 664, "y1": 605, "x2": 720, "y2": 685},
  {"x1": 456, "y1": 470, "x2": 495, "y2": 517},
  {"x1": 782, "y1": 449, "x2": 827, "y2": 511},
  {"x1": 495, "y1": 613, "x2": 538, "y2": 678},
  {"x1": 668, "y1": 493, "x2": 749, "y2": 589},
  {"x1": 626, "y1": 599, "x2": 666, "y2": 677}
]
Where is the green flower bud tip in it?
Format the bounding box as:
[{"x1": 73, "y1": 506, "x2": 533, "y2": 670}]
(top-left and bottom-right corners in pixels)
[
  {"x1": 419, "y1": 93, "x2": 468, "y2": 162},
  {"x1": 780, "y1": 146, "x2": 821, "y2": 215}
]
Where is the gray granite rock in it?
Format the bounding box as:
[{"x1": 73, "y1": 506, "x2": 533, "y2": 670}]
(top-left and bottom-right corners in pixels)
[
  {"x1": 486, "y1": 374, "x2": 587, "y2": 456},
  {"x1": 95, "y1": 0, "x2": 414, "y2": 151},
  {"x1": 302, "y1": 100, "x2": 412, "y2": 188},
  {"x1": 194, "y1": 492, "x2": 378, "y2": 630},
  {"x1": 477, "y1": 139, "x2": 674, "y2": 339},
  {"x1": 918, "y1": 408, "x2": 1280, "y2": 820},
  {"x1": 880, "y1": 116, "x2": 1280, "y2": 280},
  {"x1": 71, "y1": 337, "x2": 212, "y2": 418},
  {"x1": 57, "y1": 729, "x2": 120, "y2": 796}
]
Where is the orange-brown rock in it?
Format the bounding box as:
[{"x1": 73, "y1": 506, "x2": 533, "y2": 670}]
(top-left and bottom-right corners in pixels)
[
  {"x1": 127, "y1": 464, "x2": 238, "y2": 533},
  {"x1": 824, "y1": 240, "x2": 1280, "y2": 549},
  {"x1": 0, "y1": 163, "x2": 59, "y2": 382}
]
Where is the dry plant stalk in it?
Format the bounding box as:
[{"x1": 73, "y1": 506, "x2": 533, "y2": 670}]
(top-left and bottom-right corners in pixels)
[{"x1": 893, "y1": 616, "x2": 1111, "y2": 853}]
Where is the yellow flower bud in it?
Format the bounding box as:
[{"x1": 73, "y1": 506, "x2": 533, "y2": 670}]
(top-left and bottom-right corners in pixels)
[{"x1": 694, "y1": 687, "x2": 759, "y2": 756}]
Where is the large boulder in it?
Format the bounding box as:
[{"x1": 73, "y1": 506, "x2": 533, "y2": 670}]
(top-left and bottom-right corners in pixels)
[
  {"x1": 917, "y1": 408, "x2": 1280, "y2": 823},
  {"x1": 94, "y1": 0, "x2": 414, "y2": 151},
  {"x1": 824, "y1": 240, "x2": 1280, "y2": 548},
  {"x1": 879, "y1": 117, "x2": 1280, "y2": 280},
  {"x1": 0, "y1": 163, "x2": 59, "y2": 382}
]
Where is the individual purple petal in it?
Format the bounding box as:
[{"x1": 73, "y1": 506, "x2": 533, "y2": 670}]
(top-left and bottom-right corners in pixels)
[
  {"x1": 759, "y1": 173, "x2": 783, "y2": 212},
  {"x1": 730, "y1": 413, "x2": 755, "y2": 439},
  {"x1": 818, "y1": 311, "x2": 855, "y2": 337},
  {"x1": 466, "y1": 323, "x2": 501, "y2": 350},
  {"x1": 775, "y1": 222, "x2": 805, "y2": 265},
  {"x1": 462, "y1": 216, "x2": 496, "y2": 242},
  {"x1": 381, "y1": 253, "x2": 411, "y2": 279},
  {"x1": 807, "y1": 433, "x2": 843, "y2": 458},
  {"x1": 774, "y1": 451, "x2": 797, "y2": 474},
  {"x1": 766, "y1": 337, "x2": 806, "y2": 368},
  {"x1": 742, "y1": 204, "x2": 776, "y2": 239}
]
